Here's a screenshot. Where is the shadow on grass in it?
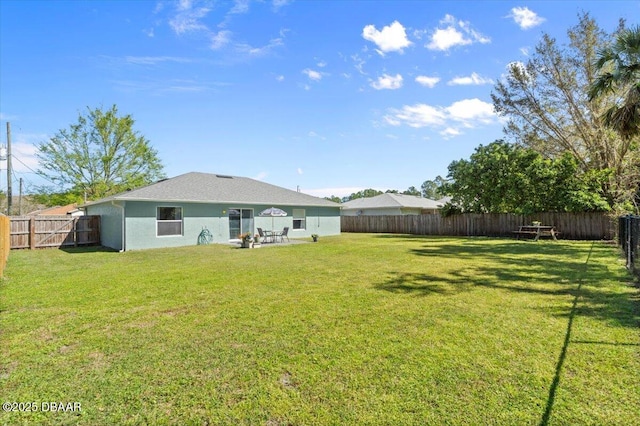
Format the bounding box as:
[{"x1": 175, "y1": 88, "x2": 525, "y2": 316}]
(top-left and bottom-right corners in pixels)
[
  {"x1": 59, "y1": 245, "x2": 119, "y2": 254},
  {"x1": 374, "y1": 236, "x2": 640, "y2": 330},
  {"x1": 539, "y1": 242, "x2": 593, "y2": 426},
  {"x1": 373, "y1": 236, "x2": 639, "y2": 425}
]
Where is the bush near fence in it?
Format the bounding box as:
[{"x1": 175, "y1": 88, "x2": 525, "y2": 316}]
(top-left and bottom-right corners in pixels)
[
  {"x1": 0, "y1": 214, "x2": 9, "y2": 277},
  {"x1": 341, "y1": 212, "x2": 616, "y2": 240}
]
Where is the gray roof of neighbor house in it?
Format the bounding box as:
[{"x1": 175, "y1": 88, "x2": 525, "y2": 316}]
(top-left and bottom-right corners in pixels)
[
  {"x1": 83, "y1": 172, "x2": 339, "y2": 208},
  {"x1": 341, "y1": 193, "x2": 444, "y2": 210}
]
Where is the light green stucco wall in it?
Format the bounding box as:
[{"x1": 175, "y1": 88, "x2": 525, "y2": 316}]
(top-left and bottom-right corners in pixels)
[
  {"x1": 88, "y1": 201, "x2": 340, "y2": 251},
  {"x1": 85, "y1": 202, "x2": 124, "y2": 251}
]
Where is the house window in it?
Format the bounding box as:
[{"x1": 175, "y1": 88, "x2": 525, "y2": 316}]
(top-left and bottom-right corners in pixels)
[
  {"x1": 157, "y1": 207, "x2": 183, "y2": 236},
  {"x1": 293, "y1": 209, "x2": 306, "y2": 230}
]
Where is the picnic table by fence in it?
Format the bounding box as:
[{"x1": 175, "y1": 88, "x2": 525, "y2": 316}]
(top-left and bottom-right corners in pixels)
[{"x1": 512, "y1": 225, "x2": 559, "y2": 241}]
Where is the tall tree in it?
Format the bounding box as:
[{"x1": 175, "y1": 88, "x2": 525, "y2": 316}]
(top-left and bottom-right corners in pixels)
[
  {"x1": 342, "y1": 188, "x2": 384, "y2": 202},
  {"x1": 491, "y1": 13, "x2": 638, "y2": 210},
  {"x1": 421, "y1": 176, "x2": 447, "y2": 199},
  {"x1": 324, "y1": 195, "x2": 342, "y2": 204},
  {"x1": 589, "y1": 26, "x2": 640, "y2": 139},
  {"x1": 443, "y1": 140, "x2": 609, "y2": 214},
  {"x1": 403, "y1": 186, "x2": 421, "y2": 196},
  {"x1": 37, "y1": 105, "x2": 165, "y2": 200}
]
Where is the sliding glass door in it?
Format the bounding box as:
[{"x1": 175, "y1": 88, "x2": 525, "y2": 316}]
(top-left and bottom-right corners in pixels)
[{"x1": 228, "y1": 209, "x2": 254, "y2": 240}]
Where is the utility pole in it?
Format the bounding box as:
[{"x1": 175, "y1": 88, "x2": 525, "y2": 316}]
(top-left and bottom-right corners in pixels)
[
  {"x1": 19, "y1": 178, "x2": 23, "y2": 216},
  {"x1": 6, "y1": 122, "x2": 12, "y2": 216}
]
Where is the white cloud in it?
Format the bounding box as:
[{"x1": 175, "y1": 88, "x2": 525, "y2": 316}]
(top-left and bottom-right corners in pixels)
[
  {"x1": 211, "y1": 30, "x2": 232, "y2": 50},
  {"x1": 167, "y1": 1, "x2": 285, "y2": 57},
  {"x1": 2, "y1": 135, "x2": 44, "y2": 174},
  {"x1": 169, "y1": 1, "x2": 212, "y2": 35},
  {"x1": 254, "y1": 172, "x2": 268, "y2": 181},
  {"x1": 385, "y1": 104, "x2": 447, "y2": 128},
  {"x1": 351, "y1": 54, "x2": 366, "y2": 75},
  {"x1": 426, "y1": 14, "x2": 490, "y2": 51},
  {"x1": 297, "y1": 168, "x2": 303, "y2": 175},
  {"x1": 448, "y1": 72, "x2": 493, "y2": 86},
  {"x1": 446, "y1": 98, "x2": 495, "y2": 124},
  {"x1": 371, "y1": 73, "x2": 403, "y2": 90},
  {"x1": 384, "y1": 98, "x2": 496, "y2": 134},
  {"x1": 230, "y1": 0, "x2": 250, "y2": 15},
  {"x1": 276, "y1": 75, "x2": 285, "y2": 82},
  {"x1": 440, "y1": 128, "x2": 461, "y2": 139},
  {"x1": 308, "y1": 131, "x2": 326, "y2": 140},
  {"x1": 362, "y1": 20, "x2": 412, "y2": 55},
  {"x1": 272, "y1": 0, "x2": 292, "y2": 10},
  {"x1": 428, "y1": 26, "x2": 470, "y2": 51},
  {"x1": 509, "y1": 7, "x2": 545, "y2": 30},
  {"x1": 236, "y1": 36, "x2": 284, "y2": 56},
  {"x1": 415, "y1": 75, "x2": 440, "y2": 88},
  {"x1": 303, "y1": 68, "x2": 323, "y2": 81}
]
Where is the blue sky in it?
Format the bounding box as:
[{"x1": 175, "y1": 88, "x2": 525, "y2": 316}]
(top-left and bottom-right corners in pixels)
[{"x1": 1, "y1": 1, "x2": 637, "y2": 199}]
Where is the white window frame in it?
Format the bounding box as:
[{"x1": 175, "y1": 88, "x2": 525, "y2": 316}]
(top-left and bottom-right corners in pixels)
[
  {"x1": 292, "y1": 208, "x2": 306, "y2": 230},
  {"x1": 157, "y1": 206, "x2": 183, "y2": 237}
]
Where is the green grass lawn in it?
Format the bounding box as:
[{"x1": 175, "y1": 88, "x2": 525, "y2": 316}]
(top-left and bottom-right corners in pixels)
[{"x1": 1, "y1": 234, "x2": 638, "y2": 425}]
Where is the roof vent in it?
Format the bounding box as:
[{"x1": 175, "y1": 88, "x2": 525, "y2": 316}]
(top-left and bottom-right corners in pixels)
[{"x1": 216, "y1": 174, "x2": 234, "y2": 179}]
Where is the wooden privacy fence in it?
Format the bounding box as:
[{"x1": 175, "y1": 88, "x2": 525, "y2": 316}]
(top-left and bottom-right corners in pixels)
[
  {"x1": 341, "y1": 212, "x2": 616, "y2": 240},
  {"x1": 0, "y1": 214, "x2": 9, "y2": 277},
  {"x1": 10, "y1": 216, "x2": 100, "y2": 249}
]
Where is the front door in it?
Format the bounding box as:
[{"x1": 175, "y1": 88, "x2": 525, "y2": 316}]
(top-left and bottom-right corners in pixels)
[{"x1": 228, "y1": 208, "x2": 254, "y2": 240}]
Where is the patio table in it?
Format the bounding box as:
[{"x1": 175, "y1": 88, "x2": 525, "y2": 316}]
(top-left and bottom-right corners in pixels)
[{"x1": 264, "y1": 230, "x2": 280, "y2": 243}]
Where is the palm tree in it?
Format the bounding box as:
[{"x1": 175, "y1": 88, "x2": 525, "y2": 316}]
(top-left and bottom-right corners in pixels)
[{"x1": 588, "y1": 26, "x2": 640, "y2": 139}]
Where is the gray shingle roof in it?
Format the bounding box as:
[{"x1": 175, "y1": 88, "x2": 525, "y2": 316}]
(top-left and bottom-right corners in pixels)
[
  {"x1": 341, "y1": 193, "x2": 443, "y2": 210},
  {"x1": 83, "y1": 172, "x2": 339, "y2": 208}
]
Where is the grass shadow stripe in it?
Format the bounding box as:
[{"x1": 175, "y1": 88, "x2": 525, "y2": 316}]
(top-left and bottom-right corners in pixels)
[{"x1": 539, "y1": 241, "x2": 595, "y2": 426}]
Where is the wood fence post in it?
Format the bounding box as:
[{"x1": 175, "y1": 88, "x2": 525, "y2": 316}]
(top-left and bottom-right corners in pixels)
[
  {"x1": 73, "y1": 217, "x2": 79, "y2": 247},
  {"x1": 29, "y1": 217, "x2": 36, "y2": 250}
]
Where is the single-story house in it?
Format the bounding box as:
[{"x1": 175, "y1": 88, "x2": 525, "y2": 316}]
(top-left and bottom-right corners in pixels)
[
  {"x1": 341, "y1": 193, "x2": 444, "y2": 216},
  {"x1": 83, "y1": 172, "x2": 341, "y2": 251}
]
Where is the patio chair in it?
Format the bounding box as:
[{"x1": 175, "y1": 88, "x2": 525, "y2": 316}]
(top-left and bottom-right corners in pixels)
[
  {"x1": 279, "y1": 227, "x2": 290, "y2": 243},
  {"x1": 257, "y1": 228, "x2": 270, "y2": 243}
]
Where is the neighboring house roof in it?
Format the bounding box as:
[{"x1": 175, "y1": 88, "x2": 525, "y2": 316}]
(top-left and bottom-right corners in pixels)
[
  {"x1": 27, "y1": 203, "x2": 81, "y2": 216},
  {"x1": 341, "y1": 193, "x2": 444, "y2": 210},
  {"x1": 83, "y1": 172, "x2": 339, "y2": 208}
]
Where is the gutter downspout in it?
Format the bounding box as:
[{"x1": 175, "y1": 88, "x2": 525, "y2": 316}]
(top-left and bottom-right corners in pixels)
[{"x1": 111, "y1": 201, "x2": 126, "y2": 252}]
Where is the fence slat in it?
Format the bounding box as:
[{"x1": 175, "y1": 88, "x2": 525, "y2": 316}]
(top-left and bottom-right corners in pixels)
[
  {"x1": 341, "y1": 212, "x2": 615, "y2": 240},
  {"x1": 0, "y1": 214, "x2": 10, "y2": 277},
  {"x1": 9, "y1": 216, "x2": 100, "y2": 250}
]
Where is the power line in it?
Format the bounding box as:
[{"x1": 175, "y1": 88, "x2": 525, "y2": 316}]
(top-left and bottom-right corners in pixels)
[{"x1": 9, "y1": 154, "x2": 58, "y2": 186}]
